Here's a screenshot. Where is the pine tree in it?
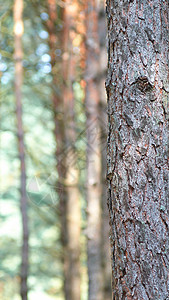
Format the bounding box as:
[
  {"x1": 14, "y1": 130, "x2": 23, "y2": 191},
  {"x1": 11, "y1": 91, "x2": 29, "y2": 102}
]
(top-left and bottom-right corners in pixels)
[{"x1": 106, "y1": 1, "x2": 169, "y2": 299}]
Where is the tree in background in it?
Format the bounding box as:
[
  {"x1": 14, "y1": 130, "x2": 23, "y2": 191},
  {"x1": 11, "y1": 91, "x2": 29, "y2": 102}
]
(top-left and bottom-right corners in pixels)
[
  {"x1": 62, "y1": 2, "x2": 82, "y2": 299},
  {"x1": 85, "y1": 1, "x2": 103, "y2": 299},
  {"x1": 98, "y1": 2, "x2": 112, "y2": 298},
  {"x1": 47, "y1": 1, "x2": 81, "y2": 299},
  {"x1": 46, "y1": 1, "x2": 68, "y2": 297},
  {"x1": 13, "y1": 0, "x2": 29, "y2": 299},
  {"x1": 1, "y1": 0, "x2": 112, "y2": 299},
  {"x1": 106, "y1": 0, "x2": 169, "y2": 298}
]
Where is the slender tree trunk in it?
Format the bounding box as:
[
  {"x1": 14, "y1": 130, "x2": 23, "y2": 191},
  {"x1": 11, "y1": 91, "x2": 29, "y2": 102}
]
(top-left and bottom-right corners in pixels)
[
  {"x1": 85, "y1": 1, "x2": 103, "y2": 299},
  {"x1": 106, "y1": 1, "x2": 169, "y2": 299},
  {"x1": 47, "y1": 1, "x2": 65, "y2": 162},
  {"x1": 62, "y1": 2, "x2": 81, "y2": 299},
  {"x1": 47, "y1": 1, "x2": 81, "y2": 299},
  {"x1": 14, "y1": 1, "x2": 29, "y2": 300},
  {"x1": 46, "y1": 2, "x2": 68, "y2": 298}
]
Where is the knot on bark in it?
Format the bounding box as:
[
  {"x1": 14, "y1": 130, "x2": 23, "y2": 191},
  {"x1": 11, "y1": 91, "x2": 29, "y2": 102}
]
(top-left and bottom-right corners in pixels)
[{"x1": 135, "y1": 76, "x2": 153, "y2": 93}]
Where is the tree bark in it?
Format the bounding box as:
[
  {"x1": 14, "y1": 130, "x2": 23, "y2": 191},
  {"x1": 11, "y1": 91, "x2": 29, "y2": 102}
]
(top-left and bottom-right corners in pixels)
[
  {"x1": 85, "y1": 1, "x2": 103, "y2": 299},
  {"x1": 106, "y1": 1, "x2": 169, "y2": 299},
  {"x1": 62, "y1": 2, "x2": 81, "y2": 300},
  {"x1": 46, "y1": 2, "x2": 67, "y2": 297},
  {"x1": 47, "y1": 1, "x2": 81, "y2": 299},
  {"x1": 14, "y1": 1, "x2": 29, "y2": 299}
]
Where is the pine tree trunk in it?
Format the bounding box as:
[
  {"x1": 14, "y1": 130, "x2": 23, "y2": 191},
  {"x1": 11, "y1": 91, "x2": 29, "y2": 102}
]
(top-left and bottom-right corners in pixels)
[
  {"x1": 47, "y1": 1, "x2": 81, "y2": 299},
  {"x1": 85, "y1": 1, "x2": 103, "y2": 299},
  {"x1": 106, "y1": 1, "x2": 169, "y2": 299},
  {"x1": 62, "y1": 2, "x2": 81, "y2": 299},
  {"x1": 46, "y1": 2, "x2": 67, "y2": 297},
  {"x1": 14, "y1": 1, "x2": 29, "y2": 299}
]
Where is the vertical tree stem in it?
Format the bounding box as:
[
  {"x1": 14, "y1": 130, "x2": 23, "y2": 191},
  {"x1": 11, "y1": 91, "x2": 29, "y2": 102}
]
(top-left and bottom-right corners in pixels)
[{"x1": 14, "y1": 0, "x2": 29, "y2": 299}]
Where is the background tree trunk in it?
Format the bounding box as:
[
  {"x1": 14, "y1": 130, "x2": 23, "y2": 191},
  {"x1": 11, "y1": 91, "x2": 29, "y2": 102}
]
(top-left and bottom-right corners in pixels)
[
  {"x1": 62, "y1": 1, "x2": 81, "y2": 299},
  {"x1": 47, "y1": 1, "x2": 81, "y2": 299},
  {"x1": 46, "y1": 1, "x2": 67, "y2": 298},
  {"x1": 85, "y1": 1, "x2": 103, "y2": 299},
  {"x1": 14, "y1": 1, "x2": 29, "y2": 299},
  {"x1": 106, "y1": 1, "x2": 169, "y2": 299}
]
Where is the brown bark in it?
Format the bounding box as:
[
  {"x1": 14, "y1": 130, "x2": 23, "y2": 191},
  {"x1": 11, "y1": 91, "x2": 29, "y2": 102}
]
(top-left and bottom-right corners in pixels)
[
  {"x1": 106, "y1": 1, "x2": 169, "y2": 299},
  {"x1": 14, "y1": 1, "x2": 29, "y2": 300},
  {"x1": 46, "y1": 4, "x2": 67, "y2": 296},
  {"x1": 46, "y1": 1, "x2": 65, "y2": 181},
  {"x1": 47, "y1": 1, "x2": 81, "y2": 299},
  {"x1": 85, "y1": 1, "x2": 103, "y2": 299},
  {"x1": 62, "y1": 3, "x2": 81, "y2": 300}
]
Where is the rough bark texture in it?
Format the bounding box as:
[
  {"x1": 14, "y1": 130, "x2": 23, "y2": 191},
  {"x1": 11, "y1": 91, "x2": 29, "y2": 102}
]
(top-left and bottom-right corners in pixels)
[
  {"x1": 85, "y1": 1, "x2": 103, "y2": 299},
  {"x1": 106, "y1": 1, "x2": 169, "y2": 299},
  {"x1": 14, "y1": 1, "x2": 29, "y2": 300}
]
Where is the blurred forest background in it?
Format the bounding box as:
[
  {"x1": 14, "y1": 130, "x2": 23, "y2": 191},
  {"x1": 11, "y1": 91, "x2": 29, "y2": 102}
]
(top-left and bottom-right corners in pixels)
[{"x1": 0, "y1": 0, "x2": 111, "y2": 299}]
